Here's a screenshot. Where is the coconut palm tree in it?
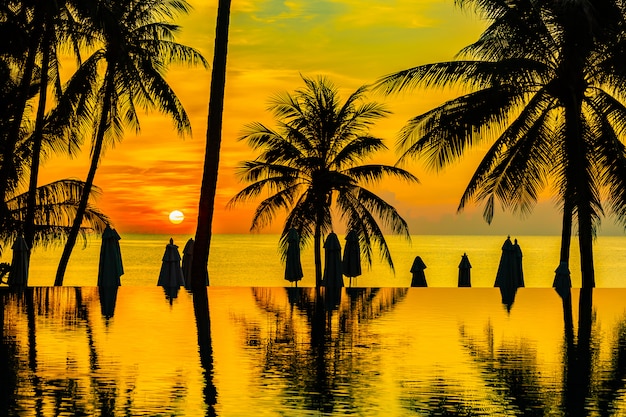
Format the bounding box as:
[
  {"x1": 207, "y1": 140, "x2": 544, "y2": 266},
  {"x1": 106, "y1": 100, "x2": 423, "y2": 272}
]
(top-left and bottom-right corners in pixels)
[
  {"x1": 22, "y1": 0, "x2": 96, "y2": 250},
  {"x1": 4, "y1": 180, "x2": 109, "y2": 248},
  {"x1": 229, "y1": 76, "x2": 418, "y2": 286},
  {"x1": 191, "y1": 0, "x2": 231, "y2": 291},
  {"x1": 375, "y1": 0, "x2": 626, "y2": 288},
  {"x1": 54, "y1": 0, "x2": 207, "y2": 286}
]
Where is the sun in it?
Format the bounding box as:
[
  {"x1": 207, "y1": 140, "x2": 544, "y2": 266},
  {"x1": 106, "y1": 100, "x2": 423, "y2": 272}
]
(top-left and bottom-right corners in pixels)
[{"x1": 168, "y1": 210, "x2": 185, "y2": 224}]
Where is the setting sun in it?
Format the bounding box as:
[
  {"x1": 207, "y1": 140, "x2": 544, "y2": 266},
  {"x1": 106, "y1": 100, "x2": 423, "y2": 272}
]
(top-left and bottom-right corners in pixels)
[{"x1": 168, "y1": 210, "x2": 185, "y2": 224}]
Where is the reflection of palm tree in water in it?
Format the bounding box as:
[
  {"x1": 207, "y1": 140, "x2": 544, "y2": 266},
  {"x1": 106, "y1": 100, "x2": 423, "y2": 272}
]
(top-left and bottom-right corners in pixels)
[
  {"x1": 458, "y1": 322, "x2": 550, "y2": 415},
  {"x1": 192, "y1": 290, "x2": 218, "y2": 417},
  {"x1": 1, "y1": 288, "x2": 199, "y2": 416},
  {"x1": 452, "y1": 289, "x2": 626, "y2": 416},
  {"x1": 560, "y1": 288, "x2": 626, "y2": 416},
  {"x1": 244, "y1": 287, "x2": 407, "y2": 413}
]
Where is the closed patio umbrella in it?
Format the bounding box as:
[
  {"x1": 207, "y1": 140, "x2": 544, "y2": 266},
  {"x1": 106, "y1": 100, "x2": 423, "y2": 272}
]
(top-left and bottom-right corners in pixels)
[
  {"x1": 553, "y1": 261, "x2": 571, "y2": 299},
  {"x1": 512, "y1": 238, "x2": 525, "y2": 287},
  {"x1": 182, "y1": 238, "x2": 194, "y2": 284},
  {"x1": 284, "y1": 228, "x2": 303, "y2": 286},
  {"x1": 98, "y1": 225, "x2": 123, "y2": 287},
  {"x1": 494, "y1": 236, "x2": 524, "y2": 290},
  {"x1": 458, "y1": 253, "x2": 471, "y2": 287},
  {"x1": 157, "y1": 238, "x2": 185, "y2": 288},
  {"x1": 7, "y1": 235, "x2": 29, "y2": 287},
  {"x1": 410, "y1": 256, "x2": 427, "y2": 287},
  {"x1": 323, "y1": 232, "x2": 343, "y2": 288},
  {"x1": 342, "y1": 230, "x2": 361, "y2": 287},
  {"x1": 181, "y1": 238, "x2": 208, "y2": 288}
]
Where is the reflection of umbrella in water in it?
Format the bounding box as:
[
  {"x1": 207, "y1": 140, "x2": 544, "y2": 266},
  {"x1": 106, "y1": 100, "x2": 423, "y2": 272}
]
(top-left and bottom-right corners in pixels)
[
  {"x1": 458, "y1": 253, "x2": 471, "y2": 287},
  {"x1": 323, "y1": 232, "x2": 344, "y2": 288},
  {"x1": 494, "y1": 236, "x2": 524, "y2": 289},
  {"x1": 97, "y1": 225, "x2": 123, "y2": 287},
  {"x1": 499, "y1": 285, "x2": 518, "y2": 313},
  {"x1": 157, "y1": 238, "x2": 185, "y2": 289},
  {"x1": 553, "y1": 261, "x2": 571, "y2": 299},
  {"x1": 8, "y1": 235, "x2": 29, "y2": 287},
  {"x1": 99, "y1": 285, "x2": 119, "y2": 319},
  {"x1": 284, "y1": 228, "x2": 303, "y2": 286},
  {"x1": 410, "y1": 256, "x2": 427, "y2": 287},
  {"x1": 163, "y1": 285, "x2": 181, "y2": 305},
  {"x1": 342, "y1": 230, "x2": 361, "y2": 287}
]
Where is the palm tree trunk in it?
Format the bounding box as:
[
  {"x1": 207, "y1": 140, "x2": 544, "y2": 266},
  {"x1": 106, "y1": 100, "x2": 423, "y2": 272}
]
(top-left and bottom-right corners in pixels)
[
  {"x1": 314, "y1": 222, "x2": 322, "y2": 287},
  {"x1": 0, "y1": 31, "x2": 40, "y2": 222},
  {"x1": 54, "y1": 72, "x2": 114, "y2": 286},
  {"x1": 577, "y1": 201, "x2": 595, "y2": 288},
  {"x1": 559, "y1": 202, "x2": 573, "y2": 264},
  {"x1": 565, "y1": 106, "x2": 596, "y2": 288},
  {"x1": 24, "y1": 27, "x2": 52, "y2": 249},
  {"x1": 190, "y1": 0, "x2": 231, "y2": 292}
]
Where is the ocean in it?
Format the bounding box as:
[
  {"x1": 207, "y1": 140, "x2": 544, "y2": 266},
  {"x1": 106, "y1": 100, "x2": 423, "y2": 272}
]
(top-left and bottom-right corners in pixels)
[{"x1": 9, "y1": 233, "x2": 626, "y2": 288}]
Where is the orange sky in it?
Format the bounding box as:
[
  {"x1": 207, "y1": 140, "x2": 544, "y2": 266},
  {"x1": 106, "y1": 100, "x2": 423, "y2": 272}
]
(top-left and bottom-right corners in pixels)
[{"x1": 37, "y1": 0, "x2": 625, "y2": 236}]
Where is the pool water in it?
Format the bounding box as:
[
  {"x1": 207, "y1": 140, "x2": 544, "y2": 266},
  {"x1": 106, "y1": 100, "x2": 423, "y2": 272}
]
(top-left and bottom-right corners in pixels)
[{"x1": 1, "y1": 286, "x2": 625, "y2": 416}]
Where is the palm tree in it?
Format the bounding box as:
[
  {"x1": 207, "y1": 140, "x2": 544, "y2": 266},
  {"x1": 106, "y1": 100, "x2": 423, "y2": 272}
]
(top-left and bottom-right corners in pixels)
[
  {"x1": 191, "y1": 0, "x2": 231, "y2": 291},
  {"x1": 54, "y1": 0, "x2": 207, "y2": 286},
  {"x1": 229, "y1": 76, "x2": 418, "y2": 286},
  {"x1": 375, "y1": 0, "x2": 626, "y2": 288},
  {"x1": 4, "y1": 180, "x2": 109, "y2": 248},
  {"x1": 23, "y1": 0, "x2": 96, "y2": 250}
]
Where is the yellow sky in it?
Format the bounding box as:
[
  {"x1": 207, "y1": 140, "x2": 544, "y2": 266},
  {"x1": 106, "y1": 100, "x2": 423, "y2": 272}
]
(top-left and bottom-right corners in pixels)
[{"x1": 36, "y1": 0, "x2": 624, "y2": 236}]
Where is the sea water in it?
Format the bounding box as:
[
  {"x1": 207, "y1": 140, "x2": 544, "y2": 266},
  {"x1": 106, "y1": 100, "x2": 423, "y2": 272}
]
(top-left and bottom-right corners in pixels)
[
  {"x1": 7, "y1": 234, "x2": 626, "y2": 287},
  {"x1": 2, "y1": 286, "x2": 626, "y2": 416}
]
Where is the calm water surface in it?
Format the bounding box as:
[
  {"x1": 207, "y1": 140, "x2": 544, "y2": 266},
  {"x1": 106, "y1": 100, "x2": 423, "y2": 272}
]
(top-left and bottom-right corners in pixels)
[
  {"x1": 2, "y1": 286, "x2": 626, "y2": 416},
  {"x1": 10, "y1": 234, "x2": 626, "y2": 287}
]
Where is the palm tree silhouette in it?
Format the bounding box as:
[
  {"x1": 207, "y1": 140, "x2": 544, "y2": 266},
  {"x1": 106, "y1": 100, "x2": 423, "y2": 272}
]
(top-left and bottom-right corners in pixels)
[
  {"x1": 54, "y1": 0, "x2": 207, "y2": 285},
  {"x1": 229, "y1": 76, "x2": 418, "y2": 286},
  {"x1": 375, "y1": 0, "x2": 626, "y2": 288},
  {"x1": 22, "y1": 0, "x2": 96, "y2": 250},
  {"x1": 191, "y1": 0, "x2": 231, "y2": 290}
]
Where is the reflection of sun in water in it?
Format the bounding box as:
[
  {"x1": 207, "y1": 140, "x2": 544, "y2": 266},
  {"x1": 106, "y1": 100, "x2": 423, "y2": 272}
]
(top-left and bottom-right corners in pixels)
[{"x1": 168, "y1": 210, "x2": 185, "y2": 224}]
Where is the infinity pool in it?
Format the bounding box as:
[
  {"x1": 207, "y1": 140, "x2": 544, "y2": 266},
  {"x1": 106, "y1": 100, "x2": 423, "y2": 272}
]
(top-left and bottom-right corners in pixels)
[{"x1": 1, "y1": 286, "x2": 625, "y2": 416}]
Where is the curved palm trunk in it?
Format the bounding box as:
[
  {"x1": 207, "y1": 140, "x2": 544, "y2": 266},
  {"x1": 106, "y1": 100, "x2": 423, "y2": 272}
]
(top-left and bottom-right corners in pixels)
[
  {"x1": 191, "y1": 0, "x2": 231, "y2": 292},
  {"x1": 24, "y1": 27, "x2": 52, "y2": 249},
  {"x1": 54, "y1": 71, "x2": 114, "y2": 286}
]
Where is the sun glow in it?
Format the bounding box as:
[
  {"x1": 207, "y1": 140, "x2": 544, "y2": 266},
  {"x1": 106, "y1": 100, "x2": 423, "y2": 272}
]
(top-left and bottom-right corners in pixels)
[{"x1": 168, "y1": 210, "x2": 185, "y2": 224}]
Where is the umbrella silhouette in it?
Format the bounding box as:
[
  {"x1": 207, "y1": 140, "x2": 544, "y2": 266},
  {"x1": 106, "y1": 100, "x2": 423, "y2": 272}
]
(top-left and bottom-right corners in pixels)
[
  {"x1": 323, "y1": 232, "x2": 344, "y2": 288},
  {"x1": 512, "y1": 238, "x2": 525, "y2": 287},
  {"x1": 553, "y1": 261, "x2": 571, "y2": 299},
  {"x1": 157, "y1": 238, "x2": 185, "y2": 288},
  {"x1": 181, "y1": 237, "x2": 209, "y2": 288},
  {"x1": 97, "y1": 225, "x2": 123, "y2": 287},
  {"x1": 458, "y1": 253, "x2": 472, "y2": 287},
  {"x1": 410, "y1": 256, "x2": 427, "y2": 287},
  {"x1": 284, "y1": 228, "x2": 303, "y2": 286},
  {"x1": 494, "y1": 236, "x2": 525, "y2": 289},
  {"x1": 8, "y1": 235, "x2": 29, "y2": 287},
  {"x1": 182, "y1": 238, "x2": 194, "y2": 285},
  {"x1": 342, "y1": 230, "x2": 361, "y2": 287}
]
